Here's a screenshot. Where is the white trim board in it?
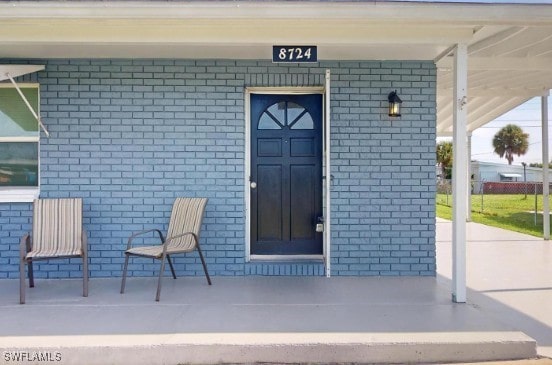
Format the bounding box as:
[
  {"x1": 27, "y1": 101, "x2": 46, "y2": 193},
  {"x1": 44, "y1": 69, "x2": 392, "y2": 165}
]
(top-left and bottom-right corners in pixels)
[{"x1": 244, "y1": 86, "x2": 327, "y2": 264}]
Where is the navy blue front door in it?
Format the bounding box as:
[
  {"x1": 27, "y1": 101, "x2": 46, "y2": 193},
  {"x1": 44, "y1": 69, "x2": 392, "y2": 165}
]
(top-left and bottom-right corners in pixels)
[{"x1": 250, "y1": 93, "x2": 323, "y2": 255}]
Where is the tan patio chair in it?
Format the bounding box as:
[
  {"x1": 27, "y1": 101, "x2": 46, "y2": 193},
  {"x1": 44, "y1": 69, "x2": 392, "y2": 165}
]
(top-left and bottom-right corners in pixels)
[
  {"x1": 120, "y1": 197, "x2": 211, "y2": 301},
  {"x1": 20, "y1": 198, "x2": 88, "y2": 304}
]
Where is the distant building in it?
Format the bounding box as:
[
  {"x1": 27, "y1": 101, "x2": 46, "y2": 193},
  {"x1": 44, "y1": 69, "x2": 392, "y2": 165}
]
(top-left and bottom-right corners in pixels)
[
  {"x1": 471, "y1": 161, "x2": 552, "y2": 194},
  {"x1": 471, "y1": 161, "x2": 548, "y2": 182}
]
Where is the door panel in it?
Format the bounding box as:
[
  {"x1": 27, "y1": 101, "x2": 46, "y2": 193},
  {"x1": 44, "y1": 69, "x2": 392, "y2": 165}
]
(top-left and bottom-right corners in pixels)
[
  {"x1": 250, "y1": 93, "x2": 323, "y2": 255},
  {"x1": 290, "y1": 138, "x2": 315, "y2": 157},
  {"x1": 290, "y1": 164, "x2": 316, "y2": 241},
  {"x1": 257, "y1": 165, "x2": 283, "y2": 241},
  {"x1": 258, "y1": 139, "x2": 282, "y2": 157}
]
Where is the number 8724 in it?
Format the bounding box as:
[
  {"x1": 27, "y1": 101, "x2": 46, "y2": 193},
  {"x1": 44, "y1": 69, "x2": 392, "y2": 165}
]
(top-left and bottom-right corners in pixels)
[{"x1": 278, "y1": 47, "x2": 313, "y2": 61}]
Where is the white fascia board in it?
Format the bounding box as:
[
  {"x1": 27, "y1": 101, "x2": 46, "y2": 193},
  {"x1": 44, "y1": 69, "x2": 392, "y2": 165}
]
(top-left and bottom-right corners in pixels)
[
  {"x1": 0, "y1": 19, "x2": 474, "y2": 45},
  {"x1": 1, "y1": 2, "x2": 551, "y2": 26}
]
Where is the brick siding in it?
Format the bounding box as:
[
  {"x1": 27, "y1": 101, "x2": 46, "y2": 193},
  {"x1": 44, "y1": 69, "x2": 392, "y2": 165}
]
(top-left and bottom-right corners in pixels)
[{"x1": 0, "y1": 59, "x2": 436, "y2": 278}]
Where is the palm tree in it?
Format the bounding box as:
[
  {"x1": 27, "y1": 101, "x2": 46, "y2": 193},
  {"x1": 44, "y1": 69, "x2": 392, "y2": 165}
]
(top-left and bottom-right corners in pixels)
[
  {"x1": 492, "y1": 124, "x2": 529, "y2": 165},
  {"x1": 436, "y1": 141, "x2": 453, "y2": 179}
]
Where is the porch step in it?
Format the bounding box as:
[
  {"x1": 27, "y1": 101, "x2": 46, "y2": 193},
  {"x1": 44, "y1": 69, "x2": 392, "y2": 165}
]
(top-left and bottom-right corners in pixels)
[{"x1": 0, "y1": 331, "x2": 537, "y2": 364}]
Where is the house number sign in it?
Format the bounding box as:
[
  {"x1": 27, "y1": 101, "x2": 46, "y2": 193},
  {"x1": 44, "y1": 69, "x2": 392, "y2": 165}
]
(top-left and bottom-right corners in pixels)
[{"x1": 272, "y1": 46, "x2": 318, "y2": 63}]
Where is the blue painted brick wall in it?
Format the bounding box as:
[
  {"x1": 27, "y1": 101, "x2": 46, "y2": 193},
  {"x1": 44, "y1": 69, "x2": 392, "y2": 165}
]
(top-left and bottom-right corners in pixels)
[{"x1": 0, "y1": 59, "x2": 436, "y2": 278}]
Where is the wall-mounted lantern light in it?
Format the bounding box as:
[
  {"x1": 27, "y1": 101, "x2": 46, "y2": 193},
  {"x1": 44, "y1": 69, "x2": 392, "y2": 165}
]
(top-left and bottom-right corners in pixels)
[{"x1": 388, "y1": 90, "x2": 402, "y2": 117}]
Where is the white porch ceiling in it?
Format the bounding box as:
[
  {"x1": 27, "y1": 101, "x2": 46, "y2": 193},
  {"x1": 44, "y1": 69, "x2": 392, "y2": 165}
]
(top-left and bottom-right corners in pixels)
[
  {"x1": 0, "y1": 1, "x2": 551, "y2": 135},
  {"x1": 436, "y1": 25, "x2": 552, "y2": 136}
]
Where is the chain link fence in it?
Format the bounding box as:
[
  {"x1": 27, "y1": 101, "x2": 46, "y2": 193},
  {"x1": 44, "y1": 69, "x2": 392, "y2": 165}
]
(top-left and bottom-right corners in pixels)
[{"x1": 436, "y1": 179, "x2": 552, "y2": 226}]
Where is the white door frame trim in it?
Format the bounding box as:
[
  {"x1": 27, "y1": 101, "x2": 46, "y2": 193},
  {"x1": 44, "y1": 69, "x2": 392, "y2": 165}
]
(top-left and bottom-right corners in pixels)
[{"x1": 244, "y1": 86, "x2": 325, "y2": 263}]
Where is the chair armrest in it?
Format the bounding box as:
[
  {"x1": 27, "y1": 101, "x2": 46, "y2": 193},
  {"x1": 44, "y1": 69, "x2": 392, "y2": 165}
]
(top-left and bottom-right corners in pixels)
[
  {"x1": 161, "y1": 232, "x2": 199, "y2": 257},
  {"x1": 20, "y1": 234, "x2": 30, "y2": 260},
  {"x1": 126, "y1": 229, "x2": 165, "y2": 250},
  {"x1": 164, "y1": 232, "x2": 198, "y2": 246}
]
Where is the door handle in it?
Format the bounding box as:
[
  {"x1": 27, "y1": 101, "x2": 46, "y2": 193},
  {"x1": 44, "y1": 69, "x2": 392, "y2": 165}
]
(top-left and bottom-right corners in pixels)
[{"x1": 250, "y1": 181, "x2": 257, "y2": 189}]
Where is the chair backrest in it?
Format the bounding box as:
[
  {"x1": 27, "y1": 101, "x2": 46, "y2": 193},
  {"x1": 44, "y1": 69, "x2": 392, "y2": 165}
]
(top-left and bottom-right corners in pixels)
[
  {"x1": 32, "y1": 198, "x2": 83, "y2": 256},
  {"x1": 166, "y1": 197, "x2": 208, "y2": 250}
]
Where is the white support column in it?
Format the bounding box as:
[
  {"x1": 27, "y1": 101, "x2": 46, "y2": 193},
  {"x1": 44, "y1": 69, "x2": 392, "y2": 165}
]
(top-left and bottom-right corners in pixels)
[
  {"x1": 467, "y1": 132, "x2": 472, "y2": 222},
  {"x1": 452, "y1": 43, "x2": 468, "y2": 303},
  {"x1": 542, "y1": 94, "x2": 550, "y2": 240}
]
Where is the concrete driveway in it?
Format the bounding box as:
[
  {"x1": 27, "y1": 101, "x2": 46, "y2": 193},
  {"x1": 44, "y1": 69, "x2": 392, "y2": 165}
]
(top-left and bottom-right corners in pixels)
[{"x1": 436, "y1": 218, "x2": 552, "y2": 358}]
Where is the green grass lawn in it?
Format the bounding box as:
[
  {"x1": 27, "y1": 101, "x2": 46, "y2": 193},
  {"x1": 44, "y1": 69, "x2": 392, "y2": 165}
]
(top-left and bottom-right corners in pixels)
[{"x1": 436, "y1": 193, "x2": 552, "y2": 237}]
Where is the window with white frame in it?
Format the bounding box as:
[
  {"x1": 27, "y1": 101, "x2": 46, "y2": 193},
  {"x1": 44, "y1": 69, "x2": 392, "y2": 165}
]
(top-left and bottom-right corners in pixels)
[{"x1": 0, "y1": 84, "x2": 40, "y2": 202}]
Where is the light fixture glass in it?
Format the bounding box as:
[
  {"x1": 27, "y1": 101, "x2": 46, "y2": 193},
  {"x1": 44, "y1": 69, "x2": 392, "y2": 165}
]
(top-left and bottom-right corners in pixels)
[{"x1": 388, "y1": 90, "x2": 402, "y2": 117}]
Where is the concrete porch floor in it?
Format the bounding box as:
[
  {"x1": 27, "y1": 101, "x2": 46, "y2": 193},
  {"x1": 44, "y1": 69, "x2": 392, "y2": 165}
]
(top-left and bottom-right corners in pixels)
[{"x1": 0, "y1": 218, "x2": 550, "y2": 364}]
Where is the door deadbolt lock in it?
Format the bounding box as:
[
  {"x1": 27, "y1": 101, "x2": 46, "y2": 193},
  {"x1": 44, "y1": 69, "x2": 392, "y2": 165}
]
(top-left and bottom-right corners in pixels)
[
  {"x1": 250, "y1": 181, "x2": 257, "y2": 189},
  {"x1": 316, "y1": 216, "x2": 324, "y2": 233}
]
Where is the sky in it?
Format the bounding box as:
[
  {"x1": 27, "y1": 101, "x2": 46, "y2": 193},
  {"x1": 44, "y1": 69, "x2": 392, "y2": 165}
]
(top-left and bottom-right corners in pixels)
[{"x1": 438, "y1": 97, "x2": 552, "y2": 166}]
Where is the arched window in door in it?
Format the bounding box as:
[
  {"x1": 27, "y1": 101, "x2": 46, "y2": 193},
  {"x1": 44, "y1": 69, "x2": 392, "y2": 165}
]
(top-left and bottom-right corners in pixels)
[{"x1": 258, "y1": 101, "x2": 314, "y2": 130}]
